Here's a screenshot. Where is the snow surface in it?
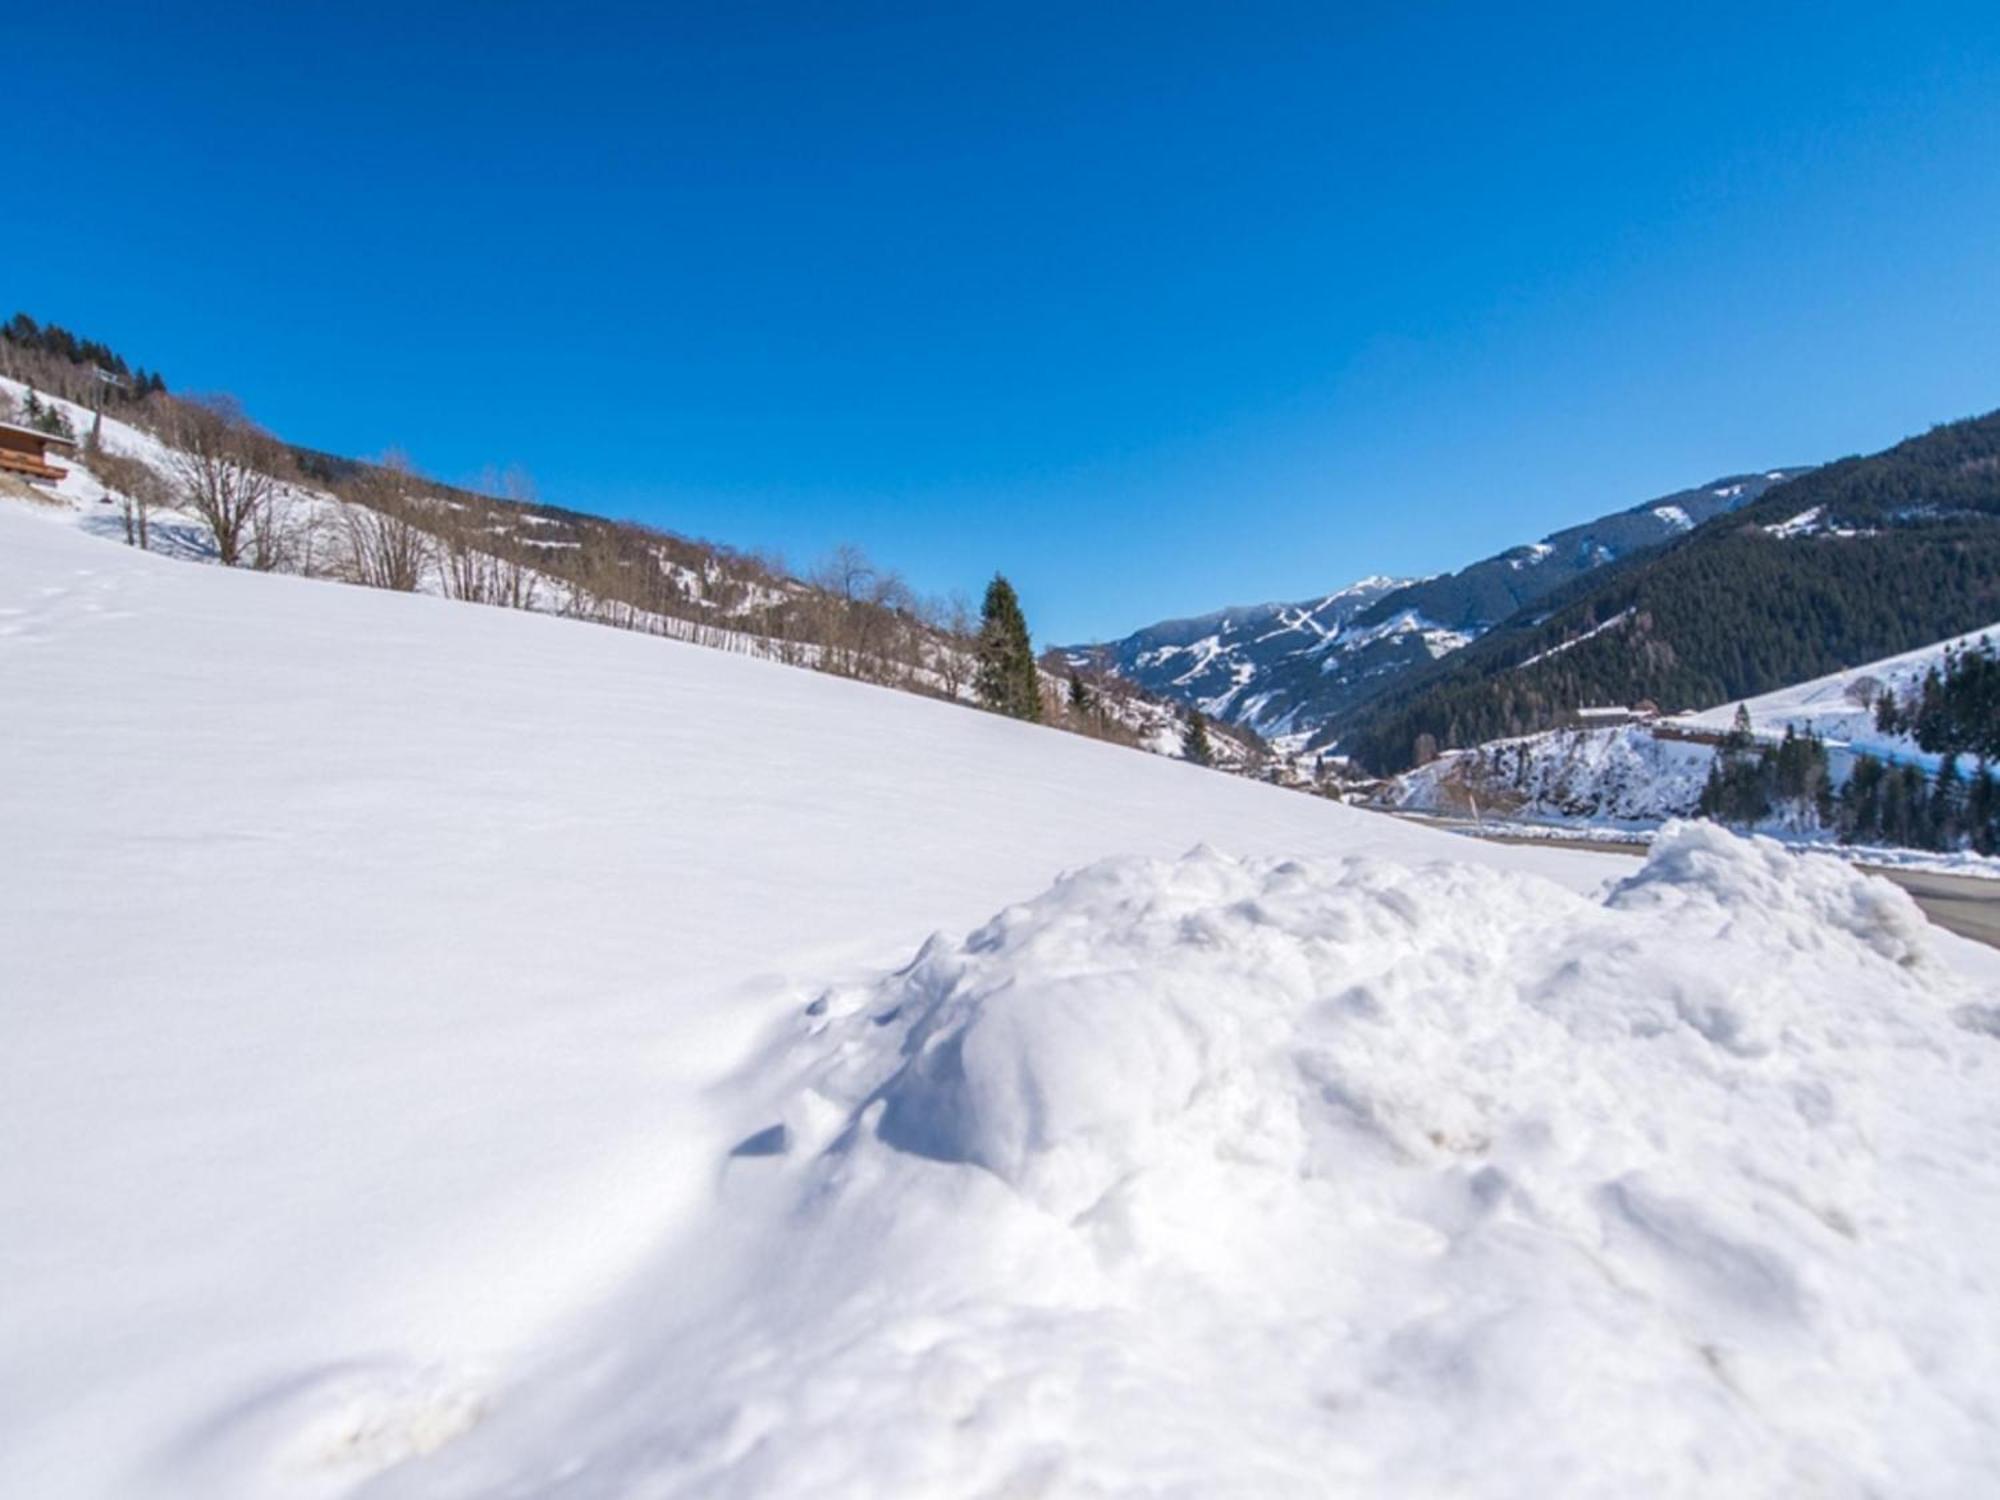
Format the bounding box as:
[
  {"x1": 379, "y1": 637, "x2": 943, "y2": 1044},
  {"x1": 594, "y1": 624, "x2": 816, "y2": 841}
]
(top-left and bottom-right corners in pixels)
[{"x1": 7, "y1": 503, "x2": 2000, "y2": 1498}]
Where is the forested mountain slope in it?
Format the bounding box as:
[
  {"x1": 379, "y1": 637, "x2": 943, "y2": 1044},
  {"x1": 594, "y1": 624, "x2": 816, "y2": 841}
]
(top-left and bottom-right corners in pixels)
[
  {"x1": 1068, "y1": 470, "x2": 1802, "y2": 740},
  {"x1": 1337, "y1": 410, "x2": 2000, "y2": 773}
]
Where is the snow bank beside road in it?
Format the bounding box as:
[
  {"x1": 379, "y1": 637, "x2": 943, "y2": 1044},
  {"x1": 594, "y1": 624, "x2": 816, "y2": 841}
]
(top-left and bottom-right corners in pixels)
[{"x1": 396, "y1": 825, "x2": 2000, "y2": 1498}]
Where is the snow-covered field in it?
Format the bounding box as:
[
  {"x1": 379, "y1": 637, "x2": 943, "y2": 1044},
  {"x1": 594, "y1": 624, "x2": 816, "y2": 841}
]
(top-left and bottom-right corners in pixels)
[
  {"x1": 7, "y1": 502, "x2": 2000, "y2": 1498},
  {"x1": 1674, "y1": 621, "x2": 2000, "y2": 773}
]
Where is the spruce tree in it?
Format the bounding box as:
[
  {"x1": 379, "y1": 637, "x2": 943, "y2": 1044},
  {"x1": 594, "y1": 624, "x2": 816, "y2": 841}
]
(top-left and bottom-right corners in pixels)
[
  {"x1": 975, "y1": 574, "x2": 1040, "y2": 721},
  {"x1": 1066, "y1": 668, "x2": 1094, "y2": 719},
  {"x1": 1182, "y1": 709, "x2": 1214, "y2": 767},
  {"x1": 1726, "y1": 702, "x2": 1754, "y2": 750},
  {"x1": 1971, "y1": 759, "x2": 1998, "y2": 854},
  {"x1": 1936, "y1": 754, "x2": 1963, "y2": 848}
]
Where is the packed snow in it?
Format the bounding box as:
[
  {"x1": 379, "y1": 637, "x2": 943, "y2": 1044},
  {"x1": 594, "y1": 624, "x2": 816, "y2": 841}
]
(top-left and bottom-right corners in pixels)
[{"x1": 7, "y1": 503, "x2": 2000, "y2": 1498}]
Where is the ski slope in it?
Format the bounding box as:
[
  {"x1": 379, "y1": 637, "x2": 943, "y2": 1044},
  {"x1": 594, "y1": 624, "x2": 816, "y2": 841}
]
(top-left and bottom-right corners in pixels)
[{"x1": 5, "y1": 502, "x2": 2000, "y2": 1499}]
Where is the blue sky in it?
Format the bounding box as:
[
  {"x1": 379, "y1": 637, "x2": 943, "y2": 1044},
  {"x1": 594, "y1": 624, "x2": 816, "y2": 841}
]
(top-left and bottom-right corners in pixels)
[{"x1": 11, "y1": 2, "x2": 2000, "y2": 641}]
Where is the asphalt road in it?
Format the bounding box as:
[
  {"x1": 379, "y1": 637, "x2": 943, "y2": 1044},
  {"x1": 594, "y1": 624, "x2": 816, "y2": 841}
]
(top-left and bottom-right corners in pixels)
[
  {"x1": 1392, "y1": 814, "x2": 2000, "y2": 951},
  {"x1": 1876, "y1": 869, "x2": 2000, "y2": 949}
]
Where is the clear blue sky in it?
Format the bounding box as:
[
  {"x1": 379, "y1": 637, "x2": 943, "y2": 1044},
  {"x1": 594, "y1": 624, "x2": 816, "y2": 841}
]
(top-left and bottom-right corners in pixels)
[{"x1": 12, "y1": 2, "x2": 2000, "y2": 641}]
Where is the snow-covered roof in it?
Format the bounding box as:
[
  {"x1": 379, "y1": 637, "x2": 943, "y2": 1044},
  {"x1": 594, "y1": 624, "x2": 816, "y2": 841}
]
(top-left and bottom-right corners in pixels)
[{"x1": 0, "y1": 419, "x2": 78, "y2": 448}]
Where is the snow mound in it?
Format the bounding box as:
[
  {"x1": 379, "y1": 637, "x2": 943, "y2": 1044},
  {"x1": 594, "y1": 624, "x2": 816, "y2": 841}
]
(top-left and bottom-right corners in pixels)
[
  {"x1": 1610, "y1": 820, "x2": 1933, "y2": 967},
  {"x1": 529, "y1": 829, "x2": 2000, "y2": 1497}
]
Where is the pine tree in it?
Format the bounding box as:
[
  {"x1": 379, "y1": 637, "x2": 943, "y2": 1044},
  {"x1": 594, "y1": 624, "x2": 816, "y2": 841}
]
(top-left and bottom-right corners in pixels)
[
  {"x1": 1066, "y1": 668, "x2": 1094, "y2": 719},
  {"x1": 1971, "y1": 758, "x2": 1998, "y2": 854},
  {"x1": 1726, "y1": 702, "x2": 1754, "y2": 750},
  {"x1": 974, "y1": 574, "x2": 1040, "y2": 721},
  {"x1": 1182, "y1": 709, "x2": 1214, "y2": 767}
]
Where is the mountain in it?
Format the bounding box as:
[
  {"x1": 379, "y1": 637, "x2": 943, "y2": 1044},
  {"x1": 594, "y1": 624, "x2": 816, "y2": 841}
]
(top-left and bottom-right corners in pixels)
[
  {"x1": 1337, "y1": 409, "x2": 2000, "y2": 774},
  {"x1": 1061, "y1": 576, "x2": 1409, "y2": 740},
  {"x1": 1065, "y1": 470, "x2": 1806, "y2": 742}
]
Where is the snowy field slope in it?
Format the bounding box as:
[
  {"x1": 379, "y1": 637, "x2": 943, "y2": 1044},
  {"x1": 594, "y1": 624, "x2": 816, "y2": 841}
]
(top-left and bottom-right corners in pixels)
[
  {"x1": 5, "y1": 502, "x2": 2000, "y2": 1498},
  {"x1": 1675, "y1": 620, "x2": 2000, "y2": 768}
]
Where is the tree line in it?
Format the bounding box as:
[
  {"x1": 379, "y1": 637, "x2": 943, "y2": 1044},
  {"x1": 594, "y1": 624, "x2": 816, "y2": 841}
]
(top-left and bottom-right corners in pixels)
[
  {"x1": 1695, "y1": 701, "x2": 2000, "y2": 854},
  {"x1": 1697, "y1": 710, "x2": 1835, "y2": 828},
  {"x1": 1872, "y1": 636, "x2": 2000, "y2": 760},
  {"x1": 1, "y1": 312, "x2": 167, "y2": 410}
]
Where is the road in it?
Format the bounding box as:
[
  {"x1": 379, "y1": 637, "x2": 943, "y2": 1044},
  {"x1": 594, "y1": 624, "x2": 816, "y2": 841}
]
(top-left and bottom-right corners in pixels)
[{"x1": 1390, "y1": 813, "x2": 2000, "y2": 951}]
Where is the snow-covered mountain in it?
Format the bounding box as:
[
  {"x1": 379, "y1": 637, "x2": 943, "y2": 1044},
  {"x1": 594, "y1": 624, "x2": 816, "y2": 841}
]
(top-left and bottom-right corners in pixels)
[
  {"x1": 1067, "y1": 470, "x2": 1806, "y2": 742},
  {"x1": 1061, "y1": 576, "x2": 1423, "y2": 742},
  {"x1": 9, "y1": 499, "x2": 2000, "y2": 1498}
]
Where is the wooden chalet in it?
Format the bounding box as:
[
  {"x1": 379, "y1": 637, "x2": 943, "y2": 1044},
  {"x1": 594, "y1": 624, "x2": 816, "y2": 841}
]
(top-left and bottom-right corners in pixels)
[{"x1": 0, "y1": 421, "x2": 76, "y2": 484}]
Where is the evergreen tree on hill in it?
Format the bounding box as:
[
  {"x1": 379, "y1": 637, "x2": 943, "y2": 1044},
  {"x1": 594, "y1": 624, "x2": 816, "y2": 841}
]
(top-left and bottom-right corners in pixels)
[
  {"x1": 1067, "y1": 668, "x2": 1094, "y2": 718},
  {"x1": 1182, "y1": 709, "x2": 1215, "y2": 767},
  {"x1": 975, "y1": 574, "x2": 1040, "y2": 721}
]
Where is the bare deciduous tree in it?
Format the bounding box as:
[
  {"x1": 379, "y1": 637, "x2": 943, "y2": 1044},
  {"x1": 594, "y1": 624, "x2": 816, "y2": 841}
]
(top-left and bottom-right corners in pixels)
[
  {"x1": 90, "y1": 451, "x2": 170, "y2": 550},
  {"x1": 164, "y1": 395, "x2": 285, "y2": 567},
  {"x1": 806, "y1": 543, "x2": 915, "y2": 680},
  {"x1": 338, "y1": 453, "x2": 433, "y2": 592},
  {"x1": 918, "y1": 590, "x2": 976, "y2": 699}
]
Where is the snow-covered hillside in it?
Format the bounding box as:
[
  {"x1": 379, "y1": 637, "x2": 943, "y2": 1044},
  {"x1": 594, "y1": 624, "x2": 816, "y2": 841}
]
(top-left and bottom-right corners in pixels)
[
  {"x1": 1675, "y1": 621, "x2": 2000, "y2": 773},
  {"x1": 7, "y1": 502, "x2": 2000, "y2": 1498},
  {"x1": 3, "y1": 376, "x2": 1248, "y2": 774},
  {"x1": 1395, "y1": 722, "x2": 1716, "y2": 824},
  {"x1": 1396, "y1": 623, "x2": 2000, "y2": 835}
]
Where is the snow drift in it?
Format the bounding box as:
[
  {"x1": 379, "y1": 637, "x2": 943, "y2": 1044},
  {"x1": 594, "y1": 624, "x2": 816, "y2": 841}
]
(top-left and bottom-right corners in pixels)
[{"x1": 385, "y1": 826, "x2": 2000, "y2": 1499}]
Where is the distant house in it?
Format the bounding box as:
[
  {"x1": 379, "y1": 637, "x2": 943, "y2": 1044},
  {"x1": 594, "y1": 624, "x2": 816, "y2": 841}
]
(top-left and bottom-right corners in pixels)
[
  {"x1": 1571, "y1": 700, "x2": 1663, "y2": 730},
  {"x1": 0, "y1": 421, "x2": 76, "y2": 485},
  {"x1": 1575, "y1": 704, "x2": 1636, "y2": 728}
]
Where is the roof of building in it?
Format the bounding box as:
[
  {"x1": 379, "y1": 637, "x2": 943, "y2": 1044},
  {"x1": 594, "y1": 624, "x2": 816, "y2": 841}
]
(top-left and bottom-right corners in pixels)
[{"x1": 0, "y1": 420, "x2": 79, "y2": 448}]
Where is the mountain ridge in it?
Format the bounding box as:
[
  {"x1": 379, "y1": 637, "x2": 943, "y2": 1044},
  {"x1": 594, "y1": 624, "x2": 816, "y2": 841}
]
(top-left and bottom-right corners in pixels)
[{"x1": 1064, "y1": 468, "x2": 1808, "y2": 742}]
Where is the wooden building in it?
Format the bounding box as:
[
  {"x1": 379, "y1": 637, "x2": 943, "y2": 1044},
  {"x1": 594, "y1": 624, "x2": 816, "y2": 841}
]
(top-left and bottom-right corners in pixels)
[{"x1": 0, "y1": 420, "x2": 76, "y2": 484}]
